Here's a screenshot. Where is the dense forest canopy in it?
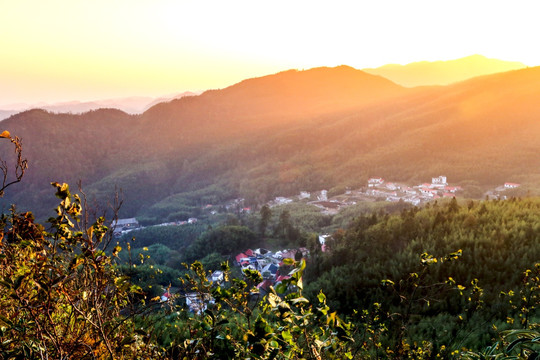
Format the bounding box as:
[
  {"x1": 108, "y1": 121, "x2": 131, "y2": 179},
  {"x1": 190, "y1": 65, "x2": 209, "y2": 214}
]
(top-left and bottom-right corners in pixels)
[{"x1": 0, "y1": 178, "x2": 538, "y2": 358}]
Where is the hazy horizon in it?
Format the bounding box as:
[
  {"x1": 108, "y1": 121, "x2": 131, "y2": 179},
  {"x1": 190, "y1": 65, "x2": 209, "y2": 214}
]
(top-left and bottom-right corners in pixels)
[
  {"x1": 2, "y1": 0, "x2": 540, "y2": 106},
  {"x1": 0, "y1": 55, "x2": 529, "y2": 109}
]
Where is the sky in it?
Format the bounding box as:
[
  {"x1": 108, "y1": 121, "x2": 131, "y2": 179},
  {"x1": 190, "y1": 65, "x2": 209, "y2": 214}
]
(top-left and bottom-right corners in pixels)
[{"x1": 1, "y1": 0, "x2": 539, "y2": 106}]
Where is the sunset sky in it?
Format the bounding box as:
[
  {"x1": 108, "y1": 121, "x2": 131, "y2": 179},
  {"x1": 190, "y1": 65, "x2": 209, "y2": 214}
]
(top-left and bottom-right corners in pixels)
[{"x1": 1, "y1": 0, "x2": 539, "y2": 106}]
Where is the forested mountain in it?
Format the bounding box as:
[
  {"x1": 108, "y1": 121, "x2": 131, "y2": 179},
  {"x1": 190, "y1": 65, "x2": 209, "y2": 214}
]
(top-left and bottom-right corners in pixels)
[{"x1": 1, "y1": 65, "x2": 540, "y2": 221}]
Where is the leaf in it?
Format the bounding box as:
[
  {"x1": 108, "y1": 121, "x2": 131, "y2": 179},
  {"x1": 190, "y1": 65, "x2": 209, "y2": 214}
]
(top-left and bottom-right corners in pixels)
[
  {"x1": 275, "y1": 283, "x2": 287, "y2": 294},
  {"x1": 216, "y1": 319, "x2": 228, "y2": 326},
  {"x1": 290, "y1": 297, "x2": 309, "y2": 305},
  {"x1": 113, "y1": 245, "x2": 122, "y2": 257},
  {"x1": 281, "y1": 329, "x2": 293, "y2": 342},
  {"x1": 296, "y1": 277, "x2": 303, "y2": 290},
  {"x1": 282, "y1": 258, "x2": 295, "y2": 266},
  {"x1": 268, "y1": 293, "x2": 280, "y2": 307},
  {"x1": 0, "y1": 314, "x2": 13, "y2": 327},
  {"x1": 506, "y1": 338, "x2": 529, "y2": 353}
]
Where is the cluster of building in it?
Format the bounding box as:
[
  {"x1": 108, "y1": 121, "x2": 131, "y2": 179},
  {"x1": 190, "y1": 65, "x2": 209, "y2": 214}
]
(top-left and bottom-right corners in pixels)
[
  {"x1": 366, "y1": 175, "x2": 462, "y2": 205},
  {"x1": 235, "y1": 247, "x2": 309, "y2": 293},
  {"x1": 265, "y1": 176, "x2": 464, "y2": 215},
  {"x1": 160, "y1": 270, "x2": 224, "y2": 314},
  {"x1": 160, "y1": 247, "x2": 309, "y2": 314},
  {"x1": 486, "y1": 182, "x2": 522, "y2": 200}
]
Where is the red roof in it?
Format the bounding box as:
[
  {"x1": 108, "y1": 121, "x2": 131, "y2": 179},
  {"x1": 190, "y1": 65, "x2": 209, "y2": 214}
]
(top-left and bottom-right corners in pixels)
[
  {"x1": 257, "y1": 279, "x2": 273, "y2": 290},
  {"x1": 235, "y1": 253, "x2": 247, "y2": 263},
  {"x1": 244, "y1": 249, "x2": 254, "y2": 256}
]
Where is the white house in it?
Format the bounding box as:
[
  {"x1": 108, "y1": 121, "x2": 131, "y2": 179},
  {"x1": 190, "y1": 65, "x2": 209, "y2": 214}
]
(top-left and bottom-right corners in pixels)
[
  {"x1": 111, "y1": 218, "x2": 139, "y2": 229},
  {"x1": 317, "y1": 190, "x2": 328, "y2": 201},
  {"x1": 111, "y1": 218, "x2": 139, "y2": 236},
  {"x1": 431, "y1": 176, "x2": 448, "y2": 188},
  {"x1": 402, "y1": 187, "x2": 417, "y2": 195},
  {"x1": 404, "y1": 197, "x2": 421, "y2": 206},
  {"x1": 504, "y1": 182, "x2": 520, "y2": 189},
  {"x1": 368, "y1": 178, "x2": 384, "y2": 187},
  {"x1": 299, "y1": 191, "x2": 311, "y2": 199},
  {"x1": 419, "y1": 187, "x2": 438, "y2": 197},
  {"x1": 161, "y1": 290, "x2": 171, "y2": 302},
  {"x1": 369, "y1": 189, "x2": 397, "y2": 197},
  {"x1": 211, "y1": 271, "x2": 224, "y2": 283},
  {"x1": 444, "y1": 186, "x2": 459, "y2": 193},
  {"x1": 274, "y1": 197, "x2": 293, "y2": 205},
  {"x1": 185, "y1": 292, "x2": 214, "y2": 314},
  {"x1": 318, "y1": 234, "x2": 331, "y2": 245}
]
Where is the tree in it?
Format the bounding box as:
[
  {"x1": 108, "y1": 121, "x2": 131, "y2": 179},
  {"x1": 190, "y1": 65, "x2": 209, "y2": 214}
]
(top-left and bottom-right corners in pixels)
[
  {"x1": 259, "y1": 204, "x2": 272, "y2": 236},
  {"x1": 161, "y1": 259, "x2": 355, "y2": 359},
  {"x1": 0, "y1": 130, "x2": 27, "y2": 197},
  {"x1": 0, "y1": 183, "x2": 160, "y2": 358}
]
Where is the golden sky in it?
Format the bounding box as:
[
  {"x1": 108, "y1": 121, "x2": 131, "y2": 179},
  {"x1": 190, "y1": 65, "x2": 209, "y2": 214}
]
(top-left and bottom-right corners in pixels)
[{"x1": 1, "y1": 0, "x2": 538, "y2": 105}]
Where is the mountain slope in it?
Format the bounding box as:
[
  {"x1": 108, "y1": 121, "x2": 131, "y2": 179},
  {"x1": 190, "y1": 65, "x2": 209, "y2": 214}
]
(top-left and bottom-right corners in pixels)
[
  {"x1": 1, "y1": 65, "x2": 539, "y2": 221},
  {"x1": 137, "y1": 66, "x2": 409, "y2": 151},
  {"x1": 363, "y1": 54, "x2": 526, "y2": 87}
]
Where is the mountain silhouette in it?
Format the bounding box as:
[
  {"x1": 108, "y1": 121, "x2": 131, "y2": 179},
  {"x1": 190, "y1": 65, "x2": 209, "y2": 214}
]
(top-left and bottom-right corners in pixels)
[{"x1": 363, "y1": 54, "x2": 526, "y2": 87}]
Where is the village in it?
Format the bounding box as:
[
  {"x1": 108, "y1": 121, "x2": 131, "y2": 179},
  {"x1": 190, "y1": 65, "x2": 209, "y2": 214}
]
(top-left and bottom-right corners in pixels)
[
  {"x1": 112, "y1": 175, "x2": 522, "y2": 314},
  {"x1": 159, "y1": 247, "x2": 310, "y2": 314},
  {"x1": 268, "y1": 175, "x2": 465, "y2": 215},
  {"x1": 111, "y1": 176, "x2": 521, "y2": 237}
]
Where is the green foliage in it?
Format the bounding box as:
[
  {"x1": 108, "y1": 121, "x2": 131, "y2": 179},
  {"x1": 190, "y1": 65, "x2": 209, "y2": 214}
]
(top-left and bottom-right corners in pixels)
[
  {"x1": 0, "y1": 182, "x2": 160, "y2": 358},
  {"x1": 305, "y1": 198, "x2": 540, "y2": 353},
  {"x1": 160, "y1": 259, "x2": 355, "y2": 359},
  {"x1": 184, "y1": 225, "x2": 256, "y2": 262},
  {"x1": 1, "y1": 182, "x2": 538, "y2": 359},
  {"x1": 461, "y1": 329, "x2": 540, "y2": 359},
  {"x1": 119, "y1": 222, "x2": 206, "y2": 250}
]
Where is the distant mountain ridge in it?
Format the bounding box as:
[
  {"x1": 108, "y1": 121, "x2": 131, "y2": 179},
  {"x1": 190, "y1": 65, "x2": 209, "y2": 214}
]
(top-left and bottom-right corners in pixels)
[
  {"x1": 363, "y1": 54, "x2": 526, "y2": 87},
  {"x1": 1, "y1": 64, "x2": 539, "y2": 221},
  {"x1": 0, "y1": 92, "x2": 199, "y2": 120}
]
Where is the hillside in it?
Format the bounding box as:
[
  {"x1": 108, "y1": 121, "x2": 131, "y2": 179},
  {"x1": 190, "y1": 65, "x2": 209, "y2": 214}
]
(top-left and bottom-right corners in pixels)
[
  {"x1": 137, "y1": 66, "x2": 408, "y2": 151},
  {"x1": 1, "y1": 65, "x2": 540, "y2": 221},
  {"x1": 363, "y1": 54, "x2": 526, "y2": 87}
]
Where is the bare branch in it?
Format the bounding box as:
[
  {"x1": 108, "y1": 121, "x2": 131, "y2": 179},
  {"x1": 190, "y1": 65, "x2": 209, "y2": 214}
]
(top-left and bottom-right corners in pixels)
[{"x1": 0, "y1": 131, "x2": 28, "y2": 197}]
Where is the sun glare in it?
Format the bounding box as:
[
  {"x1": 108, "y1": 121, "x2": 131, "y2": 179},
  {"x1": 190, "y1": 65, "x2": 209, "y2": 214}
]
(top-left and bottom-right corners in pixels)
[{"x1": 0, "y1": 0, "x2": 539, "y2": 105}]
